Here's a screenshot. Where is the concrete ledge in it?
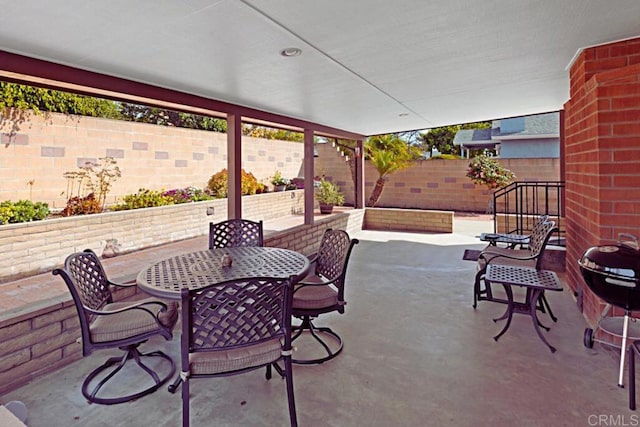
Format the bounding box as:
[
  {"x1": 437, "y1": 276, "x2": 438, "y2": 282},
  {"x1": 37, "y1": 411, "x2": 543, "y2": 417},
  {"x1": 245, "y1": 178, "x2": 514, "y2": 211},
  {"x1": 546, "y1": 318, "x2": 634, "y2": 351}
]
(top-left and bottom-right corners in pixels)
[{"x1": 363, "y1": 208, "x2": 453, "y2": 233}]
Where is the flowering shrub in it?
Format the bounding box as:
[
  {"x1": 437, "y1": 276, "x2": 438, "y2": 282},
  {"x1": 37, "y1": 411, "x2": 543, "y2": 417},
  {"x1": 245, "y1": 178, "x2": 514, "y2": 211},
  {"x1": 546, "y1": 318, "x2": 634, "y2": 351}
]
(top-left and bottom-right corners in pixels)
[
  {"x1": 163, "y1": 187, "x2": 212, "y2": 203},
  {"x1": 466, "y1": 155, "x2": 515, "y2": 189},
  {"x1": 112, "y1": 187, "x2": 213, "y2": 210}
]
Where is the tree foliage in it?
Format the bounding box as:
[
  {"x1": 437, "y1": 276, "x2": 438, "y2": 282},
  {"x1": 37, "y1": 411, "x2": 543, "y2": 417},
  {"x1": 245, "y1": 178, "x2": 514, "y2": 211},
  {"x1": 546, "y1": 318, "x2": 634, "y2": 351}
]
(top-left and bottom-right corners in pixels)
[
  {"x1": 118, "y1": 103, "x2": 227, "y2": 132},
  {"x1": 1, "y1": 82, "x2": 308, "y2": 141},
  {"x1": 418, "y1": 122, "x2": 491, "y2": 156},
  {"x1": 242, "y1": 124, "x2": 303, "y2": 142},
  {"x1": 0, "y1": 82, "x2": 121, "y2": 118},
  {"x1": 1, "y1": 82, "x2": 122, "y2": 142},
  {"x1": 365, "y1": 134, "x2": 422, "y2": 207}
]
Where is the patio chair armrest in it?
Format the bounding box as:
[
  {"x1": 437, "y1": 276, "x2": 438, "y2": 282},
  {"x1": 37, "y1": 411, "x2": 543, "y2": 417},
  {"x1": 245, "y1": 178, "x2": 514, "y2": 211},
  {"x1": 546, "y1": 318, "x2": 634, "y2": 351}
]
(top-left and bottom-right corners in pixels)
[
  {"x1": 84, "y1": 300, "x2": 170, "y2": 320},
  {"x1": 480, "y1": 251, "x2": 536, "y2": 265},
  {"x1": 107, "y1": 277, "x2": 137, "y2": 289},
  {"x1": 293, "y1": 276, "x2": 339, "y2": 294}
]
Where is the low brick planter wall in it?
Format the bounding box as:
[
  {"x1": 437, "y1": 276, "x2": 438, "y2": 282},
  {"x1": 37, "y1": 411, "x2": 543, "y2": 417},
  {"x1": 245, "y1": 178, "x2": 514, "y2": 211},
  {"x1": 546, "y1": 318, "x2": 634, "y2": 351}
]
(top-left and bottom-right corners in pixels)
[
  {"x1": 363, "y1": 208, "x2": 453, "y2": 233},
  {"x1": 0, "y1": 190, "x2": 307, "y2": 283}
]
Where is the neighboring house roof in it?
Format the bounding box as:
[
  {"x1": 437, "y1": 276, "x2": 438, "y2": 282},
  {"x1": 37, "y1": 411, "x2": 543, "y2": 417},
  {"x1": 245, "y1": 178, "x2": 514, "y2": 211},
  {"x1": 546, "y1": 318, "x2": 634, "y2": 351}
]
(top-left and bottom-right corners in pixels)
[
  {"x1": 492, "y1": 112, "x2": 559, "y2": 139},
  {"x1": 453, "y1": 111, "x2": 559, "y2": 147},
  {"x1": 452, "y1": 128, "x2": 495, "y2": 148}
]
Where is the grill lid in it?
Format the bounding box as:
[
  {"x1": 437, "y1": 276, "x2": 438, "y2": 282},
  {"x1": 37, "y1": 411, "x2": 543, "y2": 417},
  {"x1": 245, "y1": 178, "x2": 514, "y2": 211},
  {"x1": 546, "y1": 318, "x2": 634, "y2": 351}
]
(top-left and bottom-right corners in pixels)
[{"x1": 579, "y1": 234, "x2": 640, "y2": 283}]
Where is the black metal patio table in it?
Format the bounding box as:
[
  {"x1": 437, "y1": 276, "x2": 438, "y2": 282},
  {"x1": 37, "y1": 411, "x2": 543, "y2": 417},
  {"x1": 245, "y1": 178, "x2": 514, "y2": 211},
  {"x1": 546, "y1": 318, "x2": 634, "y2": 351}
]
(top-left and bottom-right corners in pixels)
[
  {"x1": 485, "y1": 264, "x2": 563, "y2": 353},
  {"x1": 480, "y1": 232, "x2": 530, "y2": 248},
  {"x1": 136, "y1": 246, "x2": 311, "y2": 299}
]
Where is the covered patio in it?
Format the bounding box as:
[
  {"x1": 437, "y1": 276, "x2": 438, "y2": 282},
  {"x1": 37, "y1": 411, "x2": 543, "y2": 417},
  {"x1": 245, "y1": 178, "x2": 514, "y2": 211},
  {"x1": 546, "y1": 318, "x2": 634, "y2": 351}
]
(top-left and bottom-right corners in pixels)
[
  {"x1": 1, "y1": 216, "x2": 631, "y2": 426},
  {"x1": 2, "y1": 2, "x2": 640, "y2": 425}
]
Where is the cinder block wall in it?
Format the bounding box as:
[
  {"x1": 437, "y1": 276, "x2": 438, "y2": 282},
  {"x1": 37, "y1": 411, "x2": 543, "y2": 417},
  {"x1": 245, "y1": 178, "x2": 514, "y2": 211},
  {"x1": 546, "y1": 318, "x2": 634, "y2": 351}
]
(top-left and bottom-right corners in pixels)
[
  {"x1": 2, "y1": 110, "x2": 559, "y2": 214},
  {"x1": 0, "y1": 110, "x2": 305, "y2": 208},
  {"x1": 563, "y1": 37, "x2": 640, "y2": 325},
  {"x1": 316, "y1": 143, "x2": 560, "y2": 212}
]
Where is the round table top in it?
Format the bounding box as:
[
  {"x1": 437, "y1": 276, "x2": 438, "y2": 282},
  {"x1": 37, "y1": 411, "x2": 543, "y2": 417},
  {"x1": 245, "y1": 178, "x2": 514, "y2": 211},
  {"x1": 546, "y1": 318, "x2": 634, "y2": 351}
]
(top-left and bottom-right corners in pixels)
[{"x1": 136, "y1": 246, "x2": 310, "y2": 299}]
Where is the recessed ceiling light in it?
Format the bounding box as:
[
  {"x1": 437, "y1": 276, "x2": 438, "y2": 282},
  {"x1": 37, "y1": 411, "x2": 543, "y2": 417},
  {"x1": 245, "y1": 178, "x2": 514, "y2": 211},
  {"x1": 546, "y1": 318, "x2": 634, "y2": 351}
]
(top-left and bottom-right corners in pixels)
[{"x1": 280, "y1": 47, "x2": 302, "y2": 57}]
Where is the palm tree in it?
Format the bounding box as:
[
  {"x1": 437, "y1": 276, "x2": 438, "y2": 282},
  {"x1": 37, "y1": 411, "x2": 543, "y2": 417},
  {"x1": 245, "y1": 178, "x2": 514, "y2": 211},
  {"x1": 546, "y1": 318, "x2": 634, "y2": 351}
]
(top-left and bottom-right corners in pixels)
[{"x1": 366, "y1": 134, "x2": 421, "y2": 207}]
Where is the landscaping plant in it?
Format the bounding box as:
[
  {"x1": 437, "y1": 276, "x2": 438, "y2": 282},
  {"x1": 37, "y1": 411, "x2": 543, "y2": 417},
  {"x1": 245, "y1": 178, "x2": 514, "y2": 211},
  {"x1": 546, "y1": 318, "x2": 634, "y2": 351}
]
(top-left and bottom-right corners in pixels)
[
  {"x1": 207, "y1": 169, "x2": 259, "y2": 198},
  {"x1": 466, "y1": 154, "x2": 515, "y2": 189},
  {"x1": 112, "y1": 188, "x2": 174, "y2": 210},
  {"x1": 62, "y1": 156, "x2": 121, "y2": 215},
  {"x1": 0, "y1": 200, "x2": 49, "y2": 224}
]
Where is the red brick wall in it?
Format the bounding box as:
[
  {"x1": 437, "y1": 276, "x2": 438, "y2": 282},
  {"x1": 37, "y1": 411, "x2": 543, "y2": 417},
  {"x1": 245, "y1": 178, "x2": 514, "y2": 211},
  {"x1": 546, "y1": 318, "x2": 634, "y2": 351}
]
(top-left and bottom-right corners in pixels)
[{"x1": 564, "y1": 38, "x2": 640, "y2": 324}]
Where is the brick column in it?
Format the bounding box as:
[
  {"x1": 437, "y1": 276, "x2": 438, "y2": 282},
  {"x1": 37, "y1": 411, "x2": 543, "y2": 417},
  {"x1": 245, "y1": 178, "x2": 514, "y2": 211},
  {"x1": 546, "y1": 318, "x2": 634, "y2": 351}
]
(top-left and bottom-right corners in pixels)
[{"x1": 564, "y1": 38, "x2": 640, "y2": 324}]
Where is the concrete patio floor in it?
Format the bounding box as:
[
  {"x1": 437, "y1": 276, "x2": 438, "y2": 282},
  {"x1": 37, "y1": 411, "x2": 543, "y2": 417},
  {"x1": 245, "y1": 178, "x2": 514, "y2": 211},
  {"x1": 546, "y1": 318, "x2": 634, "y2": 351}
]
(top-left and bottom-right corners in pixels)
[{"x1": 1, "y1": 214, "x2": 634, "y2": 426}]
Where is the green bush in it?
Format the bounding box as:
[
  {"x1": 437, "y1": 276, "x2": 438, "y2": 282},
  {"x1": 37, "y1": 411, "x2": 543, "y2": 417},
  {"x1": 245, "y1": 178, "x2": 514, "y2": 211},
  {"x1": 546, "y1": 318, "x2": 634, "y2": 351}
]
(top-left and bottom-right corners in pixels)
[
  {"x1": 429, "y1": 154, "x2": 461, "y2": 160},
  {"x1": 0, "y1": 202, "x2": 11, "y2": 224},
  {"x1": 206, "y1": 169, "x2": 259, "y2": 198},
  {"x1": 0, "y1": 200, "x2": 50, "y2": 224},
  {"x1": 112, "y1": 188, "x2": 174, "y2": 211}
]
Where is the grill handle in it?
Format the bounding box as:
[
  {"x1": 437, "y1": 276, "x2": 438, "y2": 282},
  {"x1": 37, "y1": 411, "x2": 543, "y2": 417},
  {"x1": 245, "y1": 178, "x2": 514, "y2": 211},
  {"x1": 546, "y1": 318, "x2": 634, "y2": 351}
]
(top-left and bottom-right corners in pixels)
[
  {"x1": 605, "y1": 276, "x2": 637, "y2": 288},
  {"x1": 619, "y1": 233, "x2": 639, "y2": 250}
]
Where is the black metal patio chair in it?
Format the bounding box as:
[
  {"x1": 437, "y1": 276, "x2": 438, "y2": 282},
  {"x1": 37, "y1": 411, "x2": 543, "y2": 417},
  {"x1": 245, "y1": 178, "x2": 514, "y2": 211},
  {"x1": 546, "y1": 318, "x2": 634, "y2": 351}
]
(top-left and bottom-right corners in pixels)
[
  {"x1": 291, "y1": 228, "x2": 359, "y2": 364},
  {"x1": 473, "y1": 219, "x2": 559, "y2": 321},
  {"x1": 52, "y1": 249, "x2": 177, "y2": 405},
  {"x1": 176, "y1": 276, "x2": 297, "y2": 427},
  {"x1": 209, "y1": 219, "x2": 264, "y2": 249},
  {"x1": 481, "y1": 214, "x2": 550, "y2": 249}
]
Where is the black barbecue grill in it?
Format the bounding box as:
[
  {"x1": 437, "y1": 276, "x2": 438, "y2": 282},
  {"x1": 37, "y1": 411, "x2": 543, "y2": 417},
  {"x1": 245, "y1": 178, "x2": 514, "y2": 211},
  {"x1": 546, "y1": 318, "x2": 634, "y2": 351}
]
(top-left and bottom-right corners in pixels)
[{"x1": 579, "y1": 233, "x2": 640, "y2": 387}]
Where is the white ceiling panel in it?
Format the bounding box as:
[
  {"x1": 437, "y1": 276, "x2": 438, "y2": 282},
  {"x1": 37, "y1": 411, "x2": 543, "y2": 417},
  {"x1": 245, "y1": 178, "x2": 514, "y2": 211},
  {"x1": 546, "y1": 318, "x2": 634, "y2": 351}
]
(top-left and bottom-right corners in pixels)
[{"x1": 1, "y1": 0, "x2": 640, "y2": 135}]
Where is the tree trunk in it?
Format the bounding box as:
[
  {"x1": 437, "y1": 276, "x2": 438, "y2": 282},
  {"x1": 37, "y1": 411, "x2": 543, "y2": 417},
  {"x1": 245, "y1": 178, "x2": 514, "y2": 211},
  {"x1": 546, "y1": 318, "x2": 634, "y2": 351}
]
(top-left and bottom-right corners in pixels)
[{"x1": 366, "y1": 177, "x2": 386, "y2": 207}]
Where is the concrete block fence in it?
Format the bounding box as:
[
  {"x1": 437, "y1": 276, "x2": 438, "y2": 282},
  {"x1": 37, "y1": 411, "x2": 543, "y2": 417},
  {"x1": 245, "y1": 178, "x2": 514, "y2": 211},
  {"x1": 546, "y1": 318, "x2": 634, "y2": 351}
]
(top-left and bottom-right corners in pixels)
[
  {"x1": 315, "y1": 142, "x2": 561, "y2": 213},
  {"x1": 0, "y1": 110, "x2": 306, "y2": 208},
  {"x1": 2, "y1": 108, "x2": 559, "y2": 214}
]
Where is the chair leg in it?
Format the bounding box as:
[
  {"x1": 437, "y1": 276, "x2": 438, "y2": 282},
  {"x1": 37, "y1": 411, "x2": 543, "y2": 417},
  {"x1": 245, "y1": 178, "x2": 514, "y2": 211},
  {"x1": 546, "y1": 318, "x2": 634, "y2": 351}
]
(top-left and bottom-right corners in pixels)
[
  {"x1": 630, "y1": 342, "x2": 637, "y2": 410},
  {"x1": 473, "y1": 270, "x2": 483, "y2": 308},
  {"x1": 182, "y1": 375, "x2": 190, "y2": 427},
  {"x1": 168, "y1": 375, "x2": 183, "y2": 393},
  {"x1": 265, "y1": 363, "x2": 272, "y2": 380},
  {"x1": 284, "y1": 356, "x2": 298, "y2": 427},
  {"x1": 291, "y1": 316, "x2": 343, "y2": 365},
  {"x1": 81, "y1": 344, "x2": 175, "y2": 405},
  {"x1": 473, "y1": 268, "x2": 491, "y2": 308},
  {"x1": 539, "y1": 293, "x2": 557, "y2": 322}
]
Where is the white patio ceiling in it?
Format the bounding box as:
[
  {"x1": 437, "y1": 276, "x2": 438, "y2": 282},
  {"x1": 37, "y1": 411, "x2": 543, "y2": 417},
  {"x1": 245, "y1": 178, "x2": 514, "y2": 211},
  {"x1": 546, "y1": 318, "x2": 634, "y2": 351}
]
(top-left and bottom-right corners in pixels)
[{"x1": 1, "y1": 0, "x2": 639, "y2": 136}]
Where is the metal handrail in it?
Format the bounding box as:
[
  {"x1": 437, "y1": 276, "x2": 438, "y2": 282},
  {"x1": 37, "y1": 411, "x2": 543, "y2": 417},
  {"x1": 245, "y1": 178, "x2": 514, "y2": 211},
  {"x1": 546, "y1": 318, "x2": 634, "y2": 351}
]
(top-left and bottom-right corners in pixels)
[{"x1": 492, "y1": 181, "x2": 565, "y2": 246}]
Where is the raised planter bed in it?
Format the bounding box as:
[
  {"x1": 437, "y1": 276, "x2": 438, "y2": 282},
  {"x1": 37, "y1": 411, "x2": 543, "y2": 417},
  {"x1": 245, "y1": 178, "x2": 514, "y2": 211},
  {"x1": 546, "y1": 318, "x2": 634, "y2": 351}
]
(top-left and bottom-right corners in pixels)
[{"x1": 0, "y1": 190, "x2": 307, "y2": 283}]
